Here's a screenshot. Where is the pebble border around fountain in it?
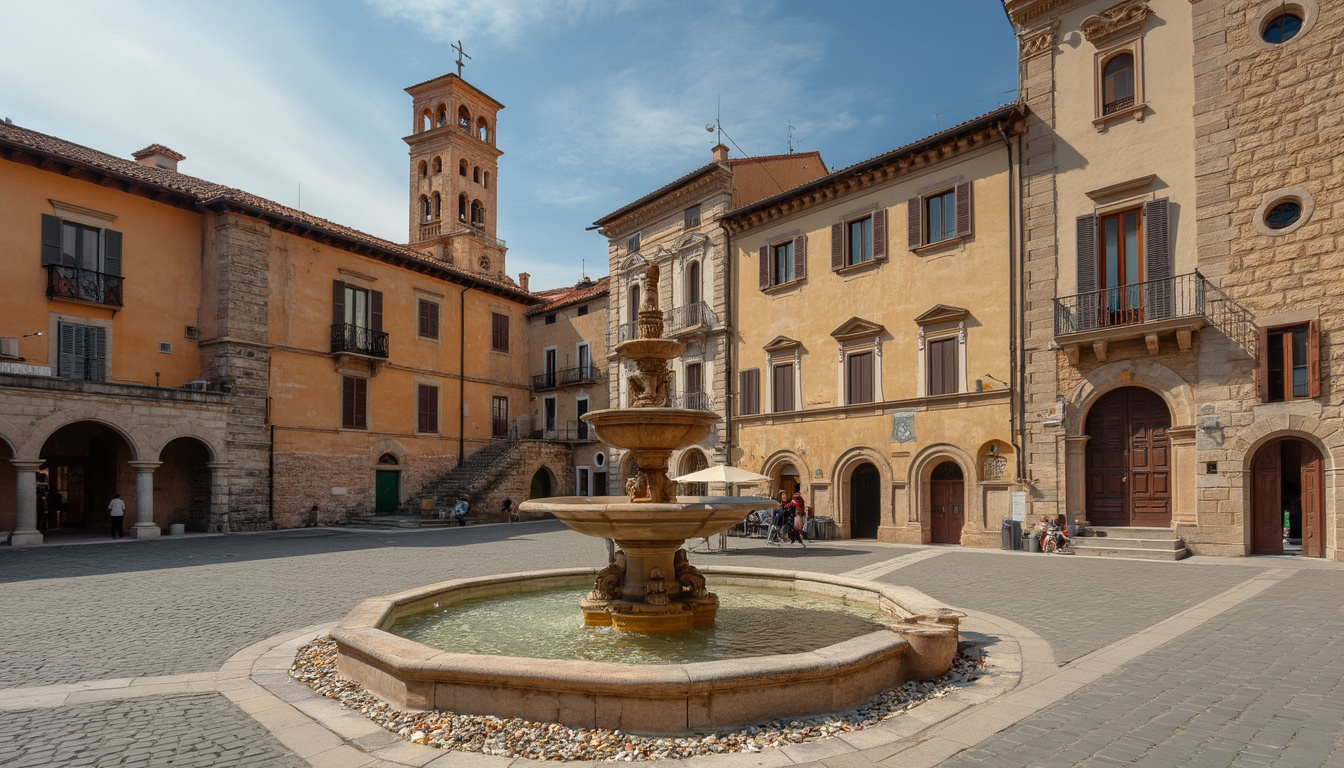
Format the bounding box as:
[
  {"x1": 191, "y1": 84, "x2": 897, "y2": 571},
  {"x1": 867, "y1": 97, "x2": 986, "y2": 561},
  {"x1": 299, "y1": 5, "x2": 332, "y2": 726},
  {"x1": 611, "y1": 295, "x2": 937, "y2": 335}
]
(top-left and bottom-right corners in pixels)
[{"x1": 331, "y1": 566, "x2": 964, "y2": 734}]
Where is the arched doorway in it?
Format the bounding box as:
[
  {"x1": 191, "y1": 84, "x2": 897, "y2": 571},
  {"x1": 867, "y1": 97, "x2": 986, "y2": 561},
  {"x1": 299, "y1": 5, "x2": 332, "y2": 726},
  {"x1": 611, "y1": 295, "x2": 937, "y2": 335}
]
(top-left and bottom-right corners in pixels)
[
  {"x1": 773, "y1": 463, "x2": 801, "y2": 497},
  {"x1": 0, "y1": 436, "x2": 16, "y2": 533},
  {"x1": 39, "y1": 421, "x2": 133, "y2": 531},
  {"x1": 930, "y1": 461, "x2": 965, "y2": 544},
  {"x1": 1252, "y1": 438, "x2": 1324, "y2": 557},
  {"x1": 680, "y1": 449, "x2": 708, "y2": 496},
  {"x1": 850, "y1": 463, "x2": 881, "y2": 538},
  {"x1": 157, "y1": 437, "x2": 212, "y2": 532},
  {"x1": 1085, "y1": 387, "x2": 1171, "y2": 527},
  {"x1": 374, "y1": 454, "x2": 400, "y2": 515},
  {"x1": 529, "y1": 467, "x2": 555, "y2": 500}
]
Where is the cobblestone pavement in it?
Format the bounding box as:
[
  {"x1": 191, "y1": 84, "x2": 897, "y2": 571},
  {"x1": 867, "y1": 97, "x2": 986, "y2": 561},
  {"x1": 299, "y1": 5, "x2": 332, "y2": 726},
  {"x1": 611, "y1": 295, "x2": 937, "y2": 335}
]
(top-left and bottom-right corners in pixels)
[
  {"x1": 939, "y1": 569, "x2": 1344, "y2": 767},
  {"x1": 2, "y1": 522, "x2": 1342, "y2": 767},
  {"x1": 0, "y1": 693, "x2": 307, "y2": 767}
]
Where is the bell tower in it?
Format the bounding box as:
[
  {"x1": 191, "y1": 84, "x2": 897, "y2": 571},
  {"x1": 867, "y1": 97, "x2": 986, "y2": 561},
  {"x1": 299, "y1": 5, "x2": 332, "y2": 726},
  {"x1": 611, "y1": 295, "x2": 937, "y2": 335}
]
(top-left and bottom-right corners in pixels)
[{"x1": 404, "y1": 73, "x2": 506, "y2": 278}]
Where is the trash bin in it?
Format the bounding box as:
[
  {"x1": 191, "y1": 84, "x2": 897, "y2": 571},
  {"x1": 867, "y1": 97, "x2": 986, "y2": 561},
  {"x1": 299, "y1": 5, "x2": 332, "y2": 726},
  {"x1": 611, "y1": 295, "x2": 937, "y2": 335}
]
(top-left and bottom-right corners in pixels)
[
  {"x1": 813, "y1": 516, "x2": 834, "y2": 540},
  {"x1": 1026, "y1": 531, "x2": 1041, "y2": 553},
  {"x1": 1001, "y1": 519, "x2": 1022, "y2": 551}
]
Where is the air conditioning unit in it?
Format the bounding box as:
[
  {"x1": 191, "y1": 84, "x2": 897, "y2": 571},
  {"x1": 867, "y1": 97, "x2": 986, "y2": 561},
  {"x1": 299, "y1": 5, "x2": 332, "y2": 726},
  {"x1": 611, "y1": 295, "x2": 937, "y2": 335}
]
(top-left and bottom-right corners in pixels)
[
  {"x1": 158, "y1": 342, "x2": 173, "y2": 354},
  {"x1": 0, "y1": 338, "x2": 18, "y2": 359},
  {"x1": 182, "y1": 380, "x2": 208, "y2": 391},
  {"x1": 184, "y1": 325, "x2": 200, "y2": 341}
]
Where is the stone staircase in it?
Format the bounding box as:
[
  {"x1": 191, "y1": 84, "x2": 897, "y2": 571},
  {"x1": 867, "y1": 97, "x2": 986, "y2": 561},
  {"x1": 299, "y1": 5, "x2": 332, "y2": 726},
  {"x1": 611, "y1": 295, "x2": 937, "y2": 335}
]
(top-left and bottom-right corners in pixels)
[
  {"x1": 343, "y1": 514, "x2": 457, "y2": 529},
  {"x1": 393, "y1": 438, "x2": 524, "y2": 519},
  {"x1": 1072, "y1": 526, "x2": 1189, "y2": 561}
]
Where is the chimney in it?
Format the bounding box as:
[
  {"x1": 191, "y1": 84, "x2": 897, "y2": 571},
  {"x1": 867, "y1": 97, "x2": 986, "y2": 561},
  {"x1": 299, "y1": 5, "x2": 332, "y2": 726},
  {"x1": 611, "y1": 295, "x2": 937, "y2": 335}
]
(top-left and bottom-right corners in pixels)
[
  {"x1": 712, "y1": 144, "x2": 729, "y2": 163},
  {"x1": 518, "y1": 272, "x2": 530, "y2": 292},
  {"x1": 132, "y1": 144, "x2": 185, "y2": 172}
]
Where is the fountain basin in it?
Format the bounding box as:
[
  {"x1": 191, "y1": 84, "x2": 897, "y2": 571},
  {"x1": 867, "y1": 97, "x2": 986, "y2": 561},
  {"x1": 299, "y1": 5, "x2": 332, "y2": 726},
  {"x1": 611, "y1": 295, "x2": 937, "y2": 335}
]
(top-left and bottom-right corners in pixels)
[
  {"x1": 332, "y1": 567, "x2": 963, "y2": 735},
  {"x1": 580, "y1": 408, "x2": 720, "y2": 453}
]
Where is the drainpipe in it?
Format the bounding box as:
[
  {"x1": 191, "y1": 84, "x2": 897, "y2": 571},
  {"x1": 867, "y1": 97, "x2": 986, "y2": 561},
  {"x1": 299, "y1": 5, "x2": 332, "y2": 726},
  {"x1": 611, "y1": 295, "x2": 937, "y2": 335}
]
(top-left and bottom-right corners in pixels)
[
  {"x1": 997, "y1": 124, "x2": 1026, "y2": 481},
  {"x1": 720, "y1": 219, "x2": 733, "y2": 470},
  {"x1": 458, "y1": 285, "x2": 472, "y2": 467}
]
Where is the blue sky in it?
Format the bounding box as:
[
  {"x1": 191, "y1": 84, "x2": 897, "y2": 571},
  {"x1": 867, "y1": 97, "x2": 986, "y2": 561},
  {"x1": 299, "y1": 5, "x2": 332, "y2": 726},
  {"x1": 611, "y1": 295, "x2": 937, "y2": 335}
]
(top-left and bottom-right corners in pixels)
[{"x1": 1, "y1": 0, "x2": 1019, "y2": 291}]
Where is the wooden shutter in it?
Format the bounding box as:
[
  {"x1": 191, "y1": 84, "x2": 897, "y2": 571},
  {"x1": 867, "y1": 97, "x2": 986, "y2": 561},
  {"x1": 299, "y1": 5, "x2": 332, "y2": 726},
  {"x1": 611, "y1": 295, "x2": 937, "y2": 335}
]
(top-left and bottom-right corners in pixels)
[
  {"x1": 355, "y1": 378, "x2": 367, "y2": 428},
  {"x1": 87, "y1": 326, "x2": 107, "y2": 382},
  {"x1": 342, "y1": 377, "x2": 355, "y2": 427},
  {"x1": 1307, "y1": 320, "x2": 1321, "y2": 399},
  {"x1": 929, "y1": 338, "x2": 956, "y2": 396},
  {"x1": 1255, "y1": 326, "x2": 1270, "y2": 402},
  {"x1": 907, "y1": 197, "x2": 922, "y2": 250},
  {"x1": 759, "y1": 245, "x2": 770, "y2": 290},
  {"x1": 103, "y1": 229, "x2": 123, "y2": 276},
  {"x1": 873, "y1": 209, "x2": 888, "y2": 261},
  {"x1": 830, "y1": 223, "x2": 844, "y2": 271},
  {"x1": 773, "y1": 363, "x2": 794, "y2": 412},
  {"x1": 42, "y1": 214, "x2": 62, "y2": 266},
  {"x1": 848, "y1": 352, "x2": 873, "y2": 404},
  {"x1": 1144, "y1": 198, "x2": 1171, "y2": 318},
  {"x1": 58, "y1": 322, "x2": 78, "y2": 379},
  {"x1": 1076, "y1": 214, "x2": 1097, "y2": 294},
  {"x1": 793, "y1": 235, "x2": 807, "y2": 281},
  {"x1": 954, "y1": 182, "x2": 973, "y2": 238},
  {"x1": 332, "y1": 281, "x2": 345, "y2": 325},
  {"x1": 370, "y1": 290, "x2": 384, "y2": 332},
  {"x1": 740, "y1": 369, "x2": 759, "y2": 415}
]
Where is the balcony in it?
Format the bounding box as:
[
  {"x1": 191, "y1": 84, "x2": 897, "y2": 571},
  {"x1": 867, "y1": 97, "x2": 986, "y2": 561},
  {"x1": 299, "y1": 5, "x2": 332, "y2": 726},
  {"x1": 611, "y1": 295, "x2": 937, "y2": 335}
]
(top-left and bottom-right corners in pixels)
[
  {"x1": 532, "y1": 365, "x2": 603, "y2": 392},
  {"x1": 47, "y1": 265, "x2": 123, "y2": 307},
  {"x1": 1053, "y1": 272, "x2": 1256, "y2": 363},
  {"x1": 330, "y1": 323, "x2": 389, "y2": 359},
  {"x1": 609, "y1": 302, "x2": 721, "y2": 348},
  {"x1": 445, "y1": 224, "x2": 506, "y2": 249},
  {"x1": 669, "y1": 392, "x2": 716, "y2": 412},
  {"x1": 532, "y1": 420, "x2": 597, "y2": 442}
]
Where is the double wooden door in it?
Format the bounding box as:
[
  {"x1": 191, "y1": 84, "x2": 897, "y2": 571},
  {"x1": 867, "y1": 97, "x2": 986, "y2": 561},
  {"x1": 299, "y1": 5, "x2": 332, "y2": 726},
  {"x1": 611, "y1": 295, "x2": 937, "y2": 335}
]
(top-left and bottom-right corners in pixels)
[
  {"x1": 1252, "y1": 438, "x2": 1324, "y2": 557},
  {"x1": 930, "y1": 461, "x2": 965, "y2": 544},
  {"x1": 1085, "y1": 387, "x2": 1172, "y2": 527}
]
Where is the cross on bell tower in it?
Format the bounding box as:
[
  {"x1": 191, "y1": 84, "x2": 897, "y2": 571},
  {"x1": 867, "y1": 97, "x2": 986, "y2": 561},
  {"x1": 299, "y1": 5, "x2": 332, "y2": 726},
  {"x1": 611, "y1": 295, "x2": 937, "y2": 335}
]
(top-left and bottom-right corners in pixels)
[{"x1": 403, "y1": 70, "x2": 506, "y2": 277}]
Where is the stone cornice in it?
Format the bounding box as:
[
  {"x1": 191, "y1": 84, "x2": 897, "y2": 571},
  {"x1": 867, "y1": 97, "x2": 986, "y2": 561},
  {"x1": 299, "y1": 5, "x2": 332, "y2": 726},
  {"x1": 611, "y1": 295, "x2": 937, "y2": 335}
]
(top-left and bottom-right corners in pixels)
[
  {"x1": 1004, "y1": 0, "x2": 1088, "y2": 26},
  {"x1": 1081, "y1": 0, "x2": 1152, "y2": 44},
  {"x1": 599, "y1": 167, "x2": 732, "y2": 239},
  {"x1": 1020, "y1": 21, "x2": 1060, "y2": 59}
]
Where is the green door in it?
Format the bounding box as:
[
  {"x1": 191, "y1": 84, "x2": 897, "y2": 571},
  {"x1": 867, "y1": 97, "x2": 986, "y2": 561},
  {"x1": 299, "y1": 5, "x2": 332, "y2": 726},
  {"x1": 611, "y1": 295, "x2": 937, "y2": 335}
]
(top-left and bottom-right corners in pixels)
[{"x1": 375, "y1": 470, "x2": 400, "y2": 515}]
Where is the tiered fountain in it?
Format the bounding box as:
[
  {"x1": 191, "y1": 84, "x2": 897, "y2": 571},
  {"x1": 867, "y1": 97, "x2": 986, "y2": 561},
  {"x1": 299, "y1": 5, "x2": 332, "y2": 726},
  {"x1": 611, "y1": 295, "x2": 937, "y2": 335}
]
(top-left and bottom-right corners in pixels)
[{"x1": 332, "y1": 264, "x2": 963, "y2": 734}]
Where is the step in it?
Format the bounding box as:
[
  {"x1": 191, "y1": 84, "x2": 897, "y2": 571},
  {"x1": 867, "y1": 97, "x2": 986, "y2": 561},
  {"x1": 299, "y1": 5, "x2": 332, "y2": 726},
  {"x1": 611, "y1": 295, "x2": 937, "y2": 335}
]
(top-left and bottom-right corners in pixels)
[
  {"x1": 1072, "y1": 536, "x2": 1185, "y2": 551},
  {"x1": 1071, "y1": 544, "x2": 1188, "y2": 561},
  {"x1": 346, "y1": 515, "x2": 456, "y2": 529},
  {"x1": 1081, "y1": 526, "x2": 1181, "y2": 540}
]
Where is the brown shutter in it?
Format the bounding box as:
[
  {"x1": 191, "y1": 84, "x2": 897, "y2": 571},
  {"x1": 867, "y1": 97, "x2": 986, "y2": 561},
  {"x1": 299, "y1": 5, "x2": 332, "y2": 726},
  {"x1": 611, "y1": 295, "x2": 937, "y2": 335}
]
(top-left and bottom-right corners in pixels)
[
  {"x1": 332, "y1": 281, "x2": 345, "y2": 325},
  {"x1": 862, "y1": 352, "x2": 873, "y2": 403},
  {"x1": 42, "y1": 214, "x2": 62, "y2": 266},
  {"x1": 1144, "y1": 198, "x2": 1171, "y2": 318},
  {"x1": 954, "y1": 182, "x2": 973, "y2": 238},
  {"x1": 1076, "y1": 215, "x2": 1097, "y2": 294},
  {"x1": 1307, "y1": 320, "x2": 1321, "y2": 399},
  {"x1": 342, "y1": 377, "x2": 355, "y2": 427},
  {"x1": 907, "y1": 197, "x2": 922, "y2": 250},
  {"x1": 830, "y1": 223, "x2": 844, "y2": 271},
  {"x1": 418, "y1": 300, "x2": 428, "y2": 336},
  {"x1": 370, "y1": 290, "x2": 383, "y2": 332},
  {"x1": 793, "y1": 234, "x2": 807, "y2": 281},
  {"x1": 759, "y1": 245, "x2": 770, "y2": 290},
  {"x1": 355, "y1": 378, "x2": 367, "y2": 428},
  {"x1": 101, "y1": 230, "x2": 123, "y2": 277},
  {"x1": 1255, "y1": 326, "x2": 1269, "y2": 402},
  {"x1": 873, "y1": 209, "x2": 888, "y2": 261}
]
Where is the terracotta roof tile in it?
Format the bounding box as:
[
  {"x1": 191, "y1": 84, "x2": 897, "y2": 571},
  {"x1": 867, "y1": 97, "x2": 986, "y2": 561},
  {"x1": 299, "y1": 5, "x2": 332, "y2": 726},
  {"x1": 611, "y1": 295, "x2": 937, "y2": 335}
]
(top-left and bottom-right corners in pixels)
[{"x1": 525, "y1": 276, "x2": 610, "y2": 317}]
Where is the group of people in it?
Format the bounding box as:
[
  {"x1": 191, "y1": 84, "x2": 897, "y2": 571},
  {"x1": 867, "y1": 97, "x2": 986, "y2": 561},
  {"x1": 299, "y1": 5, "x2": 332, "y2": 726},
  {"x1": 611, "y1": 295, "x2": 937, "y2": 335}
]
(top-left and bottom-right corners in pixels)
[{"x1": 760, "y1": 490, "x2": 809, "y2": 547}]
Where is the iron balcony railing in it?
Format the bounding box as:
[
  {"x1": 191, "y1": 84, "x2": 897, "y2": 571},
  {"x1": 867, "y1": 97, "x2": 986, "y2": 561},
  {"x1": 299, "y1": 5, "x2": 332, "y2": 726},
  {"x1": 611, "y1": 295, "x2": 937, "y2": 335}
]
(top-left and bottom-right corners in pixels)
[
  {"x1": 330, "y1": 323, "x2": 390, "y2": 358},
  {"x1": 46, "y1": 265, "x2": 123, "y2": 307},
  {"x1": 532, "y1": 365, "x2": 603, "y2": 391},
  {"x1": 445, "y1": 225, "x2": 506, "y2": 249},
  {"x1": 1053, "y1": 271, "x2": 1257, "y2": 355},
  {"x1": 669, "y1": 392, "x2": 715, "y2": 412},
  {"x1": 533, "y1": 420, "x2": 596, "y2": 442},
  {"x1": 610, "y1": 301, "x2": 720, "y2": 346}
]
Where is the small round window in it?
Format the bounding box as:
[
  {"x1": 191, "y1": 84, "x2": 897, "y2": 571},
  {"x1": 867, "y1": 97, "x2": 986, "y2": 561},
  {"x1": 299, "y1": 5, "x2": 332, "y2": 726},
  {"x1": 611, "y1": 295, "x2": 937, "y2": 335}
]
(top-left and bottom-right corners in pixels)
[
  {"x1": 1265, "y1": 201, "x2": 1302, "y2": 230},
  {"x1": 1262, "y1": 13, "x2": 1303, "y2": 44}
]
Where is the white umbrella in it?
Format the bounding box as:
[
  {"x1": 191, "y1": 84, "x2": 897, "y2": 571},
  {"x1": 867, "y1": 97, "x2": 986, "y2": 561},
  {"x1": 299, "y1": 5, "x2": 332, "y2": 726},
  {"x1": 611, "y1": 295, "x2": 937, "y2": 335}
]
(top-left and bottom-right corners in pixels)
[{"x1": 671, "y1": 465, "x2": 771, "y2": 485}]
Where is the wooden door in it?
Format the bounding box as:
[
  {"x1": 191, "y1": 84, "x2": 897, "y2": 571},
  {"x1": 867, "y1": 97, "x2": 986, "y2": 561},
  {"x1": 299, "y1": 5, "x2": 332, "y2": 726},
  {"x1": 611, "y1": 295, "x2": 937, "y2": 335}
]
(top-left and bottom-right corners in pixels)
[
  {"x1": 1251, "y1": 443, "x2": 1283, "y2": 555},
  {"x1": 374, "y1": 470, "x2": 400, "y2": 515},
  {"x1": 930, "y1": 462, "x2": 964, "y2": 544},
  {"x1": 1302, "y1": 442, "x2": 1324, "y2": 558},
  {"x1": 850, "y1": 463, "x2": 881, "y2": 538},
  {"x1": 1085, "y1": 387, "x2": 1171, "y2": 527}
]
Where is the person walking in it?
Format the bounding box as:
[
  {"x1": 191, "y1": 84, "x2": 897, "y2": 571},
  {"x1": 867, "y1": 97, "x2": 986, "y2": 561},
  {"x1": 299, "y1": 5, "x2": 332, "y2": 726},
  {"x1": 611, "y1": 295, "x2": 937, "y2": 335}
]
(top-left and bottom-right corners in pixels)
[
  {"x1": 503, "y1": 498, "x2": 519, "y2": 523},
  {"x1": 766, "y1": 491, "x2": 788, "y2": 544},
  {"x1": 453, "y1": 498, "x2": 469, "y2": 527},
  {"x1": 790, "y1": 492, "x2": 808, "y2": 548},
  {"x1": 108, "y1": 493, "x2": 126, "y2": 538}
]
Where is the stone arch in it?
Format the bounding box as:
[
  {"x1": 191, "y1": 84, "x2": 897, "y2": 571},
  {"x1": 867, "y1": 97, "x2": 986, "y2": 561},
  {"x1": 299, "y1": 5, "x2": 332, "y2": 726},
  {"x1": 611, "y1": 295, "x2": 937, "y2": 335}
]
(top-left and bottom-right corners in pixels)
[
  {"x1": 677, "y1": 447, "x2": 710, "y2": 496},
  {"x1": 420, "y1": 109, "x2": 433, "y2": 132},
  {"x1": 528, "y1": 465, "x2": 557, "y2": 499},
  {"x1": 908, "y1": 442, "x2": 978, "y2": 537},
  {"x1": 144, "y1": 426, "x2": 224, "y2": 463},
  {"x1": 1228, "y1": 414, "x2": 1339, "y2": 471},
  {"x1": 760, "y1": 450, "x2": 810, "y2": 499},
  {"x1": 1065, "y1": 359, "x2": 1196, "y2": 434},
  {"x1": 458, "y1": 105, "x2": 471, "y2": 130},
  {"x1": 0, "y1": 416, "x2": 22, "y2": 456},
  {"x1": 476, "y1": 116, "x2": 490, "y2": 143},
  {"x1": 832, "y1": 447, "x2": 893, "y2": 534},
  {"x1": 22, "y1": 408, "x2": 147, "y2": 461},
  {"x1": 369, "y1": 439, "x2": 407, "y2": 467}
]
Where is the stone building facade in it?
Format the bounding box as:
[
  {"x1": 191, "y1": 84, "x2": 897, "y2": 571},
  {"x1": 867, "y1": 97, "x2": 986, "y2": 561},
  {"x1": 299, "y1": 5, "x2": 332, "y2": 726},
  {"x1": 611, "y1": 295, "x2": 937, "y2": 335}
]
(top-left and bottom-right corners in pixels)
[
  {"x1": 0, "y1": 72, "x2": 537, "y2": 545},
  {"x1": 723, "y1": 106, "x2": 1026, "y2": 544},
  {"x1": 1007, "y1": 0, "x2": 1343, "y2": 560},
  {"x1": 594, "y1": 146, "x2": 827, "y2": 493}
]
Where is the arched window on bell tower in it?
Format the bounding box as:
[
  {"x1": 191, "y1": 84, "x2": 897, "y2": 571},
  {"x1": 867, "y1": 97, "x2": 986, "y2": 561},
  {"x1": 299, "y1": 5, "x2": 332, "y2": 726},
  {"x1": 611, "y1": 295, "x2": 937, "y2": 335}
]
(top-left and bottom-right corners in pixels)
[
  {"x1": 418, "y1": 160, "x2": 427, "y2": 179},
  {"x1": 432, "y1": 192, "x2": 441, "y2": 220},
  {"x1": 458, "y1": 105, "x2": 471, "y2": 131},
  {"x1": 470, "y1": 200, "x2": 484, "y2": 228},
  {"x1": 476, "y1": 117, "x2": 490, "y2": 144},
  {"x1": 473, "y1": 166, "x2": 480, "y2": 183},
  {"x1": 431, "y1": 156, "x2": 442, "y2": 175},
  {"x1": 435, "y1": 104, "x2": 447, "y2": 127},
  {"x1": 420, "y1": 195, "x2": 431, "y2": 223},
  {"x1": 458, "y1": 194, "x2": 467, "y2": 222}
]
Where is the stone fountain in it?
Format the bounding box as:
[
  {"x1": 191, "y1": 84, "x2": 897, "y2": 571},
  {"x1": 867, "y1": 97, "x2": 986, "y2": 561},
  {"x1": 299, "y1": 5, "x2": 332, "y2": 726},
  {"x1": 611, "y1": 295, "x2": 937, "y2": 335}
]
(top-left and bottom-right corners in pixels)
[
  {"x1": 330, "y1": 262, "x2": 965, "y2": 734},
  {"x1": 527, "y1": 263, "x2": 765, "y2": 632}
]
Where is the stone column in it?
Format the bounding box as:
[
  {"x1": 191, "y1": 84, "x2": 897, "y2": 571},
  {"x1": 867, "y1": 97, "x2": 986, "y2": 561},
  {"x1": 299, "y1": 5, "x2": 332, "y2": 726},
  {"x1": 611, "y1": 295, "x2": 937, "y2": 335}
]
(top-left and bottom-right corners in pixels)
[
  {"x1": 1168, "y1": 426, "x2": 1198, "y2": 528},
  {"x1": 1063, "y1": 434, "x2": 1091, "y2": 527},
  {"x1": 129, "y1": 461, "x2": 162, "y2": 540},
  {"x1": 10, "y1": 459, "x2": 45, "y2": 547},
  {"x1": 206, "y1": 461, "x2": 231, "y2": 532}
]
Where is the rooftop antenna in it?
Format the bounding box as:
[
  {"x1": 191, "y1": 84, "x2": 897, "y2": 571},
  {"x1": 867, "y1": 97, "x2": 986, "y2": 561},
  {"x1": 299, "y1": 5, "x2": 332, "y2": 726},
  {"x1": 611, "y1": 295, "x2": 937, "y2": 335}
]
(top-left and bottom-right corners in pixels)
[
  {"x1": 452, "y1": 40, "x2": 471, "y2": 77},
  {"x1": 787, "y1": 121, "x2": 795, "y2": 154}
]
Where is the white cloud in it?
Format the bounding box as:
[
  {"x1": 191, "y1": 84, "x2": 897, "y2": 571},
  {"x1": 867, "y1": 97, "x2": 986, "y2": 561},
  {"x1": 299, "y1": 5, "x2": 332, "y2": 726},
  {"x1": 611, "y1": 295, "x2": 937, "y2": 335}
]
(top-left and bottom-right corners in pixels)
[{"x1": 364, "y1": 0, "x2": 636, "y2": 45}]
